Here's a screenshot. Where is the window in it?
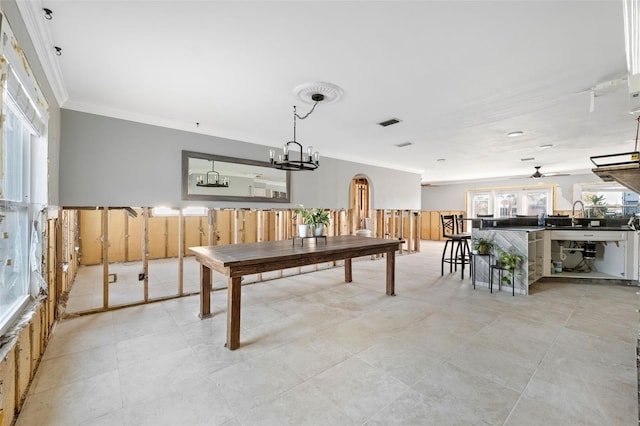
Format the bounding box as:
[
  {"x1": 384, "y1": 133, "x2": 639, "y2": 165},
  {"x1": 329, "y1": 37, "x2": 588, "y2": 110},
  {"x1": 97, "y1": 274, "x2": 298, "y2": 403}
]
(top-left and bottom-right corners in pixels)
[
  {"x1": 580, "y1": 183, "x2": 639, "y2": 217},
  {"x1": 0, "y1": 93, "x2": 35, "y2": 332},
  {"x1": 466, "y1": 185, "x2": 554, "y2": 218},
  {"x1": 496, "y1": 191, "x2": 518, "y2": 217},
  {"x1": 469, "y1": 192, "x2": 490, "y2": 217},
  {"x1": 0, "y1": 17, "x2": 49, "y2": 335}
]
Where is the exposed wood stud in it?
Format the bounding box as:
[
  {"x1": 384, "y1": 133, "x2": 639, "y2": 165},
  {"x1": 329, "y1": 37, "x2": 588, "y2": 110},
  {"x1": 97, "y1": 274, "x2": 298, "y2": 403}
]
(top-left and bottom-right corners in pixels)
[
  {"x1": 102, "y1": 207, "x2": 109, "y2": 308},
  {"x1": 142, "y1": 207, "x2": 149, "y2": 302}
]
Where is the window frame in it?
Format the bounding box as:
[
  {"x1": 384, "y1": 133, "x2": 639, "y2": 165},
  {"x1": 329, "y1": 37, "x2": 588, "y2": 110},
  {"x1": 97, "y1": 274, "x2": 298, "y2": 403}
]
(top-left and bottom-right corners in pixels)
[{"x1": 465, "y1": 184, "x2": 555, "y2": 218}]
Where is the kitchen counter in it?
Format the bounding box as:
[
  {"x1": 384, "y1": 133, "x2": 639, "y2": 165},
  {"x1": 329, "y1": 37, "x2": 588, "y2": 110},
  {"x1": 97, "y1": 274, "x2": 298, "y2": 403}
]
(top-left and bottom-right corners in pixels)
[{"x1": 472, "y1": 226, "x2": 639, "y2": 294}]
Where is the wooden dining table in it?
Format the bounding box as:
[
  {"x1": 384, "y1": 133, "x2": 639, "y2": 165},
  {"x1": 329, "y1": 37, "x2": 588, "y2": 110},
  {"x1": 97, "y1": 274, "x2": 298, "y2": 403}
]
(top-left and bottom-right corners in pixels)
[{"x1": 189, "y1": 235, "x2": 404, "y2": 350}]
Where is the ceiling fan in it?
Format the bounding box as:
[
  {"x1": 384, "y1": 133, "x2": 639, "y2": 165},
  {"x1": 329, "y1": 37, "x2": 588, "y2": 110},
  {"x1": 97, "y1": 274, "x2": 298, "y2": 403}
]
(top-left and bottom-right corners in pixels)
[{"x1": 530, "y1": 166, "x2": 569, "y2": 179}]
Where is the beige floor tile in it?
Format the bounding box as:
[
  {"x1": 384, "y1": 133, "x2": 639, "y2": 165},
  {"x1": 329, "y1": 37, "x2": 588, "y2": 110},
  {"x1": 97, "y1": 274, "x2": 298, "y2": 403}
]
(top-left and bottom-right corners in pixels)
[
  {"x1": 210, "y1": 350, "x2": 304, "y2": 413},
  {"x1": 356, "y1": 336, "x2": 444, "y2": 386},
  {"x1": 239, "y1": 381, "x2": 355, "y2": 426},
  {"x1": 523, "y1": 365, "x2": 637, "y2": 425},
  {"x1": 410, "y1": 361, "x2": 520, "y2": 424},
  {"x1": 310, "y1": 357, "x2": 409, "y2": 424},
  {"x1": 17, "y1": 370, "x2": 122, "y2": 425}
]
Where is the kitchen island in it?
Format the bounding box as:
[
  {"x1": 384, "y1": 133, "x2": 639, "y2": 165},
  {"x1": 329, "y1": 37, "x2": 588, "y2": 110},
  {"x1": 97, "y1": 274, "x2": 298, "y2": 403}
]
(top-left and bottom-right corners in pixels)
[
  {"x1": 472, "y1": 227, "x2": 543, "y2": 295},
  {"x1": 472, "y1": 225, "x2": 639, "y2": 295}
]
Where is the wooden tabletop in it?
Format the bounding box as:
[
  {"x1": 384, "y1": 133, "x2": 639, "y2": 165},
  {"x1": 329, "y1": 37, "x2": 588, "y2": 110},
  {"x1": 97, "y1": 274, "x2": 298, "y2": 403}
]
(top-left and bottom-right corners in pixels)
[{"x1": 189, "y1": 235, "x2": 404, "y2": 277}]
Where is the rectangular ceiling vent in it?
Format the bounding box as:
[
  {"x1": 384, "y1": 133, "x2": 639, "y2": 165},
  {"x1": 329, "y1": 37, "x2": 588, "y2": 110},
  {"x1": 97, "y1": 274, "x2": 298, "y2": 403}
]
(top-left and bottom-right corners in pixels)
[
  {"x1": 395, "y1": 142, "x2": 413, "y2": 148},
  {"x1": 378, "y1": 118, "x2": 401, "y2": 127}
]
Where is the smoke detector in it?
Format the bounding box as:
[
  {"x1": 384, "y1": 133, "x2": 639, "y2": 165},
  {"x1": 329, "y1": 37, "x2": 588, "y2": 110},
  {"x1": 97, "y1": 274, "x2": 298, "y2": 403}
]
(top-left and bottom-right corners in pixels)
[{"x1": 293, "y1": 82, "x2": 344, "y2": 105}]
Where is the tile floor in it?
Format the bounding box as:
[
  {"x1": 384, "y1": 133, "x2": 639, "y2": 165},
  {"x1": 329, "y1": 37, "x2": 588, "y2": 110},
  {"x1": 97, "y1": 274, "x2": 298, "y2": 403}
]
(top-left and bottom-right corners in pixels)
[{"x1": 16, "y1": 241, "x2": 640, "y2": 425}]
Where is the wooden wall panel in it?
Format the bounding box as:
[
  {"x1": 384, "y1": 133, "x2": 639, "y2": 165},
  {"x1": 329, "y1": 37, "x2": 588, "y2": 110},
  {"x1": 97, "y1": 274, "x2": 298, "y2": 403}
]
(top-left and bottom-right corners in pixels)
[
  {"x1": 0, "y1": 346, "x2": 16, "y2": 426},
  {"x1": 30, "y1": 307, "x2": 42, "y2": 374},
  {"x1": 266, "y1": 211, "x2": 277, "y2": 241},
  {"x1": 16, "y1": 326, "x2": 31, "y2": 405},
  {"x1": 127, "y1": 210, "x2": 143, "y2": 261},
  {"x1": 79, "y1": 210, "x2": 102, "y2": 265},
  {"x1": 430, "y1": 211, "x2": 441, "y2": 240},
  {"x1": 107, "y1": 210, "x2": 126, "y2": 263},
  {"x1": 166, "y1": 216, "x2": 179, "y2": 258},
  {"x1": 242, "y1": 210, "x2": 258, "y2": 243},
  {"x1": 215, "y1": 210, "x2": 232, "y2": 245},
  {"x1": 421, "y1": 211, "x2": 431, "y2": 240},
  {"x1": 183, "y1": 216, "x2": 203, "y2": 253},
  {"x1": 147, "y1": 216, "x2": 166, "y2": 259}
]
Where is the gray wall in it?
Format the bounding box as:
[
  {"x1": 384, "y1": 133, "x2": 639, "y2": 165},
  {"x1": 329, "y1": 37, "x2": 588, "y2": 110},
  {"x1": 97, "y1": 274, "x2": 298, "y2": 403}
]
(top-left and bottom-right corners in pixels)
[
  {"x1": 421, "y1": 173, "x2": 605, "y2": 212},
  {"x1": 60, "y1": 110, "x2": 421, "y2": 209},
  {"x1": 1, "y1": 0, "x2": 61, "y2": 207}
]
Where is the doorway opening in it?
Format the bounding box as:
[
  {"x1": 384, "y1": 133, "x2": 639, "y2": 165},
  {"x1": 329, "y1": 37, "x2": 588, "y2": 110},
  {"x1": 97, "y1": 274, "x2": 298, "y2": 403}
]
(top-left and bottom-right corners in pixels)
[{"x1": 350, "y1": 176, "x2": 372, "y2": 235}]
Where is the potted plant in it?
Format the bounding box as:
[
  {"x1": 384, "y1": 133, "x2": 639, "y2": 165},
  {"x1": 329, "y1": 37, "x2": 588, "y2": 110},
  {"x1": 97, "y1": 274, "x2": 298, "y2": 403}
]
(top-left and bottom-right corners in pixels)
[
  {"x1": 498, "y1": 250, "x2": 523, "y2": 286},
  {"x1": 293, "y1": 205, "x2": 313, "y2": 237},
  {"x1": 308, "y1": 208, "x2": 331, "y2": 236},
  {"x1": 472, "y1": 237, "x2": 494, "y2": 255}
]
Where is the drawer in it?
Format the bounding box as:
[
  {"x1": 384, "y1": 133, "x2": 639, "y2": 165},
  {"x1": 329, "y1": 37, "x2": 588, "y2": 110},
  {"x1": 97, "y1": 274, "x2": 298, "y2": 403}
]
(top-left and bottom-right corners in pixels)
[{"x1": 549, "y1": 230, "x2": 627, "y2": 241}]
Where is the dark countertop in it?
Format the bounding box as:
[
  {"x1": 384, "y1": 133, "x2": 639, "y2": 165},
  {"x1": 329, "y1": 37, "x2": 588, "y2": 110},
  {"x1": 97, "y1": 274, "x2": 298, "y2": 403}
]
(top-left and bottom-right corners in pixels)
[
  {"x1": 545, "y1": 226, "x2": 634, "y2": 231},
  {"x1": 475, "y1": 226, "x2": 634, "y2": 232}
]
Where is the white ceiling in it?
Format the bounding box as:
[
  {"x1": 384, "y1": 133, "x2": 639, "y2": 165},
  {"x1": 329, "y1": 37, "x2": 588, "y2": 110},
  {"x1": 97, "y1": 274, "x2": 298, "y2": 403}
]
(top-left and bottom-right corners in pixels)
[{"x1": 17, "y1": 0, "x2": 639, "y2": 184}]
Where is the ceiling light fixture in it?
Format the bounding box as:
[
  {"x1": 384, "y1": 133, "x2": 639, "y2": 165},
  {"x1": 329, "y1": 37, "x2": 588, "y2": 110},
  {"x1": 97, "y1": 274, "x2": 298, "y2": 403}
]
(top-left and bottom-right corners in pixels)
[
  {"x1": 269, "y1": 93, "x2": 324, "y2": 171},
  {"x1": 54, "y1": 46, "x2": 62, "y2": 56},
  {"x1": 538, "y1": 144, "x2": 554, "y2": 150},
  {"x1": 507, "y1": 131, "x2": 524, "y2": 137},
  {"x1": 395, "y1": 142, "x2": 412, "y2": 148},
  {"x1": 43, "y1": 8, "x2": 53, "y2": 20},
  {"x1": 623, "y1": 0, "x2": 639, "y2": 75},
  {"x1": 196, "y1": 161, "x2": 229, "y2": 188}
]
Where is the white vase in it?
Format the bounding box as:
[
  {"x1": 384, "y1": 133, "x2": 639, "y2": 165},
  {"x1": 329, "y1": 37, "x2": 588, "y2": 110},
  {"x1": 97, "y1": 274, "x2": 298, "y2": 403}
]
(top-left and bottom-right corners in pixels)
[{"x1": 298, "y1": 224, "x2": 309, "y2": 238}]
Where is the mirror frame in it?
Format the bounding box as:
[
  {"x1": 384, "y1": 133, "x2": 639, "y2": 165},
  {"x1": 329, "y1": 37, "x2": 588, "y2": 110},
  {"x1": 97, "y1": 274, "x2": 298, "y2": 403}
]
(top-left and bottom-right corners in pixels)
[{"x1": 181, "y1": 150, "x2": 291, "y2": 203}]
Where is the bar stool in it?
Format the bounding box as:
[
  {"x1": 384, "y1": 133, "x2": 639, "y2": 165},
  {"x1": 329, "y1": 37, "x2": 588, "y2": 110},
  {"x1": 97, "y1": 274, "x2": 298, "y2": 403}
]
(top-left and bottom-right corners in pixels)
[{"x1": 440, "y1": 214, "x2": 471, "y2": 279}]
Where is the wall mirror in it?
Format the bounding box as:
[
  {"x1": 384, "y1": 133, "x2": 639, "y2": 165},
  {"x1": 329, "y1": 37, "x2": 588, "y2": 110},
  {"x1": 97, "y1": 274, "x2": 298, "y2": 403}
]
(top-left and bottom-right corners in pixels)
[{"x1": 182, "y1": 150, "x2": 290, "y2": 202}]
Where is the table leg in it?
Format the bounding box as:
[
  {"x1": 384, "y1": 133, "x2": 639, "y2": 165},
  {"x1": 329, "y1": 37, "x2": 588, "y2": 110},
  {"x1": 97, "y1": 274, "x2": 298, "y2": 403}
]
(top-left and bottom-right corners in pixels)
[
  {"x1": 226, "y1": 276, "x2": 242, "y2": 350},
  {"x1": 386, "y1": 250, "x2": 396, "y2": 296},
  {"x1": 344, "y1": 258, "x2": 352, "y2": 282},
  {"x1": 199, "y1": 263, "x2": 212, "y2": 319}
]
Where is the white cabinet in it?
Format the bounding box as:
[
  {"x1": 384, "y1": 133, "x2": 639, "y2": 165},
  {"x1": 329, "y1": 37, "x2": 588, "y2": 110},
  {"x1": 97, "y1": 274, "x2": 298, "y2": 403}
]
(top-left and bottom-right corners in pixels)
[
  {"x1": 544, "y1": 229, "x2": 637, "y2": 280},
  {"x1": 527, "y1": 230, "x2": 544, "y2": 285}
]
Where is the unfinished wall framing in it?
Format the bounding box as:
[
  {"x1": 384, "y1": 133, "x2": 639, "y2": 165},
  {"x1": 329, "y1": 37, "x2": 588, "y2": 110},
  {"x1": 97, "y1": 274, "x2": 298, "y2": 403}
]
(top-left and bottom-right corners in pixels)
[
  {"x1": 0, "y1": 215, "x2": 60, "y2": 426},
  {"x1": 59, "y1": 207, "x2": 421, "y2": 316}
]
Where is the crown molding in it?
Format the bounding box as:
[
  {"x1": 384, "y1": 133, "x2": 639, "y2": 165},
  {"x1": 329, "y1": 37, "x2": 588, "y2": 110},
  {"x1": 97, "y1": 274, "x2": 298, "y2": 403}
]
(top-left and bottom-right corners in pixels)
[{"x1": 16, "y1": 0, "x2": 68, "y2": 106}]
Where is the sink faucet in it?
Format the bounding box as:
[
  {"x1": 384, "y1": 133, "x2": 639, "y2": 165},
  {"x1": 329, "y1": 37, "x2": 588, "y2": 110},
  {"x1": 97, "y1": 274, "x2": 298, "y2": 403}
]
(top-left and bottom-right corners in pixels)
[{"x1": 572, "y1": 200, "x2": 585, "y2": 226}]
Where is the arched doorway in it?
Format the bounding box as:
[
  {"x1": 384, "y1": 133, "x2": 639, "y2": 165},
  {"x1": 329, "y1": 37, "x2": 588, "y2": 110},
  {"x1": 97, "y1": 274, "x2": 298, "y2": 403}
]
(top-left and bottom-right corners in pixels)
[{"x1": 349, "y1": 175, "x2": 371, "y2": 234}]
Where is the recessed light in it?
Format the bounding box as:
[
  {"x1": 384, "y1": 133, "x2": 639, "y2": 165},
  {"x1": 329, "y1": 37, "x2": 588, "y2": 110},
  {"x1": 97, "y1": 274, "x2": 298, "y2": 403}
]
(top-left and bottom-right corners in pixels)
[
  {"x1": 538, "y1": 144, "x2": 554, "y2": 150},
  {"x1": 507, "y1": 131, "x2": 524, "y2": 137},
  {"x1": 520, "y1": 157, "x2": 535, "y2": 161},
  {"x1": 436, "y1": 158, "x2": 446, "y2": 162}
]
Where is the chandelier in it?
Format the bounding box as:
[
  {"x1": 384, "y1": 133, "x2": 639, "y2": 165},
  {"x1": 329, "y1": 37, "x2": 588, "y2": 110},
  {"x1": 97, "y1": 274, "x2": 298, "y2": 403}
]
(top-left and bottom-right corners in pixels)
[
  {"x1": 269, "y1": 93, "x2": 324, "y2": 171},
  {"x1": 196, "y1": 161, "x2": 229, "y2": 187}
]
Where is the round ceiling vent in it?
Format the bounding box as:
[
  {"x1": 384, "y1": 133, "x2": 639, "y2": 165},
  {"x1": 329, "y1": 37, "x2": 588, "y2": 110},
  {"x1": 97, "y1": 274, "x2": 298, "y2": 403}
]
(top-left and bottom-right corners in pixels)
[{"x1": 293, "y1": 81, "x2": 344, "y2": 105}]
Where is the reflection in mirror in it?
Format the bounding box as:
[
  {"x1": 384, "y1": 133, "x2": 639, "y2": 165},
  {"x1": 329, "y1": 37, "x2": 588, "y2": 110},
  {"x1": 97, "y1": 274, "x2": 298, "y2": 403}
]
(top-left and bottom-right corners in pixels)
[{"x1": 182, "y1": 150, "x2": 290, "y2": 202}]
